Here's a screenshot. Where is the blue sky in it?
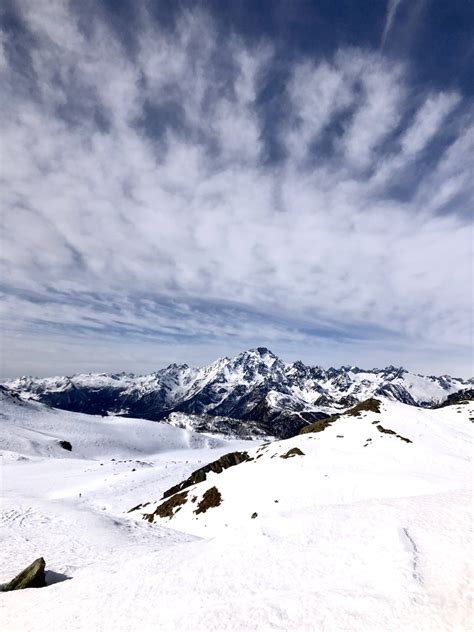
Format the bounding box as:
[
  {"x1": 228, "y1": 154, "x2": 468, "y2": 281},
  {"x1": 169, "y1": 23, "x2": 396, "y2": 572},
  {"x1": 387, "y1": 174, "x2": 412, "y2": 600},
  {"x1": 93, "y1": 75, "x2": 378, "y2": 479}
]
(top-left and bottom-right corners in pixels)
[{"x1": 0, "y1": 0, "x2": 473, "y2": 378}]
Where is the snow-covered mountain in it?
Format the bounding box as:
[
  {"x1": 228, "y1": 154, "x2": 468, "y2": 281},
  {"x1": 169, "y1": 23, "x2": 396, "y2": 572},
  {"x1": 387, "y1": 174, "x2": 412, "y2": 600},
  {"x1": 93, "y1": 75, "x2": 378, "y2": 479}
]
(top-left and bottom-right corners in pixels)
[
  {"x1": 131, "y1": 396, "x2": 473, "y2": 538},
  {"x1": 4, "y1": 348, "x2": 472, "y2": 438}
]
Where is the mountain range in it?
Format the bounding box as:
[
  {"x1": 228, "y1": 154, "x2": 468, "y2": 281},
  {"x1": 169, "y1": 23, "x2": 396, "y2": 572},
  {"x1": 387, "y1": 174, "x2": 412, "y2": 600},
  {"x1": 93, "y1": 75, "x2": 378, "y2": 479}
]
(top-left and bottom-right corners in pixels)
[{"x1": 4, "y1": 348, "x2": 472, "y2": 438}]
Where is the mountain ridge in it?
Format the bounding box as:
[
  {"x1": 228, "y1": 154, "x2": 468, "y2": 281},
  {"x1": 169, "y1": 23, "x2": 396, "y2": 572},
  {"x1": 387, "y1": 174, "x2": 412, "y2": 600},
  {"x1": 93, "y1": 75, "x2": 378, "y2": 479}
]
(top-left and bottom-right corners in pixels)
[{"x1": 4, "y1": 348, "x2": 472, "y2": 439}]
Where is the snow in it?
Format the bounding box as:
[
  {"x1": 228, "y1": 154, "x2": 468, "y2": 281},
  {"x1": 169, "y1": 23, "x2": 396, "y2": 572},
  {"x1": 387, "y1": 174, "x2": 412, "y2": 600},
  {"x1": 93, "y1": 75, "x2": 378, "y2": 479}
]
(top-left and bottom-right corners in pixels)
[
  {"x1": 1, "y1": 391, "x2": 472, "y2": 631},
  {"x1": 394, "y1": 372, "x2": 454, "y2": 402},
  {"x1": 0, "y1": 390, "x2": 231, "y2": 460}
]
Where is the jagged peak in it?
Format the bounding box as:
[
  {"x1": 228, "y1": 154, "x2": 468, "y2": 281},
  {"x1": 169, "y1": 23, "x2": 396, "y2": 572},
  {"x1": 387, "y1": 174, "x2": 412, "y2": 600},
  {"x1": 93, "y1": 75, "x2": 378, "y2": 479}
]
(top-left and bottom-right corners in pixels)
[
  {"x1": 255, "y1": 346, "x2": 275, "y2": 356},
  {"x1": 231, "y1": 348, "x2": 280, "y2": 368},
  {"x1": 291, "y1": 360, "x2": 306, "y2": 368},
  {"x1": 164, "y1": 363, "x2": 189, "y2": 371},
  {"x1": 383, "y1": 365, "x2": 406, "y2": 372},
  {"x1": 239, "y1": 347, "x2": 277, "y2": 358},
  {"x1": 366, "y1": 365, "x2": 404, "y2": 373}
]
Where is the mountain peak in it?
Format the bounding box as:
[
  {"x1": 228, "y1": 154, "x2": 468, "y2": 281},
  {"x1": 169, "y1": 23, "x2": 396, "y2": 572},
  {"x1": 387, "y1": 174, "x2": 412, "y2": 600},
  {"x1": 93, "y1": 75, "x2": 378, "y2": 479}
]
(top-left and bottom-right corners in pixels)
[
  {"x1": 233, "y1": 347, "x2": 278, "y2": 364},
  {"x1": 248, "y1": 347, "x2": 276, "y2": 357},
  {"x1": 165, "y1": 363, "x2": 189, "y2": 371},
  {"x1": 382, "y1": 365, "x2": 406, "y2": 375}
]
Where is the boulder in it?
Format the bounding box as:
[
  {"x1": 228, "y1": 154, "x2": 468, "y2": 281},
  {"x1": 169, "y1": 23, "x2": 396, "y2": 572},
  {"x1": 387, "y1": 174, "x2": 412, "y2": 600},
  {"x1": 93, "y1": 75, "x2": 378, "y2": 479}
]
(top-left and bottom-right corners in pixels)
[{"x1": 3, "y1": 558, "x2": 46, "y2": 591}]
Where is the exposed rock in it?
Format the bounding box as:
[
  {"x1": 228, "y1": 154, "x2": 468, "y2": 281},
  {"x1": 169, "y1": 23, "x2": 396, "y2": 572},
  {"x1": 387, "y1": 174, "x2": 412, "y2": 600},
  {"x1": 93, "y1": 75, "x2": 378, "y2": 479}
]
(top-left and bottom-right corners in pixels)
[
  {"x1": 299, "y1": 416, "x2": 338, "y2": 435},
  {"x1": 376, "y1": 424, "x2": 412, "y2": 444},
  {"x1": 58, "y1": 440, "x2": 72, "y2": 451},
  {"x1": 162, "y1": 451, "x2": 250, "y2": 499},
  {"x1": 280, "y1": 447, "x2": 305, "y2": 459},
  {"x1": 3, "y1": 558, "x2": 46, "y2": 591},
  {"x1": 251, "y1": 512, "x2": 258, "y2": 519},
  {"x1": 144, "y1": 491, "x2": 188, "y2": 522},
  {"x1": 127, "y1": 501, "x2": 150, "y2": 513},
  {"x1": 194, "y1": 487, "x2": 222, "y2": 514},
  {"x1": 345, "y1": 398, "x2": 382, "y2": 416},
  {"x1": 299, "y1": 399, "x2": 382, "y2": 435}
]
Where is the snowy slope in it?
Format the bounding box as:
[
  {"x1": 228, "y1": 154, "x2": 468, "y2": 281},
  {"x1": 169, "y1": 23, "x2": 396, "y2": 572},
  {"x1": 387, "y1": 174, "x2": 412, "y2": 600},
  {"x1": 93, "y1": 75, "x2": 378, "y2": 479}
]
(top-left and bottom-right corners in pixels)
[
  {"x1": 0, "y1": 387, "x2": 231, "y2": 460},
  {"x1": 4, "y1": 348, "x2": 472, "y2": 439},
  {"x1": 131, "y1": 398, "x2": 473, "y2": 537},
  {"x1": 0, "y1": 392, "x2": 472, "y2": 631}
]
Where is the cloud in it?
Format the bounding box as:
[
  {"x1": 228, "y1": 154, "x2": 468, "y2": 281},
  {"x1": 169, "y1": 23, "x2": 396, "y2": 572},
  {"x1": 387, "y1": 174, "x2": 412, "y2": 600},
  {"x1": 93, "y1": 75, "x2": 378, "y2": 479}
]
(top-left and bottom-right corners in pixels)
[
  {"x1": 0, "y1": 1, "x2": 472, "y2": 377},
  {"x1": 381, "y1": 0, "x2": 404, "y2": 49},
  {"x1": 400, "y1": 92, "x2": 461, "y2": 156}
]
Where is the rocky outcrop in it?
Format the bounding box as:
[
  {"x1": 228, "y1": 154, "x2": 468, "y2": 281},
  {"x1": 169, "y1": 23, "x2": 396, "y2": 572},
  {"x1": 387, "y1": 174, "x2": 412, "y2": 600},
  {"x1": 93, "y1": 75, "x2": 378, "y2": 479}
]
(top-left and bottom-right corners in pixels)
[
  {"x1": 194, "y1": 487, "x2": 222, "y2": 514},
  {"x1": 299, "y1": 416, "x2": 338, "y2": 435},
  {"x1": 3, "y1": 558, "x2": 46, "y2": 591},
  {"x1": 345, "y1": 398, "x2": 382, "y2": 416},
  {"x1": 375, "y1": 424, "x2": 412, "y2": 443},
  {"x1": 280, "y1": 447, "x2": 305, "y2": 459},
  {"x1": 162, "y1": 450, "x2": 250, "y2": 499},
  {"x1": 299, "y1": 399, "x2": 382, "y2": 435},
  {"x1": 143, "y1": 492, "x2": 189, "y2": 522}
]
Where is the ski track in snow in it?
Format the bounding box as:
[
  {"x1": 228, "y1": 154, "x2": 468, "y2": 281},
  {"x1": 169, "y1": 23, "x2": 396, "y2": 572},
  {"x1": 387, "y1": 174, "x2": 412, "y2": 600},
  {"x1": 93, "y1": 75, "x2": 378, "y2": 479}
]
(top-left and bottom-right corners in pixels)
[{"x1": 400, "y1": 527, "x2": 422, "y2": 585}]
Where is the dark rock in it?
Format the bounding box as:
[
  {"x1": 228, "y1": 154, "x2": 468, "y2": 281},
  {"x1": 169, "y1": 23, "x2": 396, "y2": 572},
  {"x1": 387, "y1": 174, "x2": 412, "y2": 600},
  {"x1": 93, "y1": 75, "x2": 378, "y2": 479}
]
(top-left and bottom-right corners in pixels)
[
  {"x1": 251, "y1": 512, "x2": 258, "y2": 519},
  {"x1": 280, "y1": 447, "x2": 305, "y2": 459},
  {"x1": 345, "y1": 398, "x2": 382, "y2": 416},
  {"x1": 299, "y1": 416, "x2": 337, "y2": 435},
  {"x1": 3, "y1": 558, "x2": 46, "y2": 591},
  {"x1": 144, "y1": 492, "x2": 189, "y2": 522},
  {"x1": 376, "y1": 424, "x2": 412, "y2": 443},
  {"x1": 58, "y1": 440, "x2": 72, "y2": 451},
  {"x1": 194, "y1": 487, "x2": 222, "y2": 514},
  {"x1": 299, "y1": 399, "x2": 382, "y2": 435},
  {"x1": 162, "y1": 451, "x2": 250, "y2": 499},
  {"x1": 127, "y1": 501, "x2": 150, "y2": 513}
]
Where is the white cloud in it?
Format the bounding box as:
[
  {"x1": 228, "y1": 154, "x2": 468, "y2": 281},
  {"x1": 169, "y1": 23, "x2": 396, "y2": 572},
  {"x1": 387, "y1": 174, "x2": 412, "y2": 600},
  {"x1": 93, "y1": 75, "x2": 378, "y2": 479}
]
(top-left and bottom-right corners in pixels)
[
  {"x1": 0, "y1": 1, "x2": 472, "y2": 377},
  {"x1": 339, "y1": 54, "x2": 404, "y2": 169},
  {"x1": 285, "y1": 60, "x2": 352, "y2": 161},
  {"x1": 381, "y1": 0, "x2": 404, "y2": 49},
  {"x1": 400, "y1": 92, "x2": 461, "y2": 156}
]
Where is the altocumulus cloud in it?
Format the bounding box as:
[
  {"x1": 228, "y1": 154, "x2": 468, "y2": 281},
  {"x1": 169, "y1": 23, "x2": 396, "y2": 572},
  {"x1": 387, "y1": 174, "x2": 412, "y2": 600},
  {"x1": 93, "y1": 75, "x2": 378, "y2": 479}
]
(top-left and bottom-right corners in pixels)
[{"x1": 0, "y1": 1, "x2": 472, "y2": 377}]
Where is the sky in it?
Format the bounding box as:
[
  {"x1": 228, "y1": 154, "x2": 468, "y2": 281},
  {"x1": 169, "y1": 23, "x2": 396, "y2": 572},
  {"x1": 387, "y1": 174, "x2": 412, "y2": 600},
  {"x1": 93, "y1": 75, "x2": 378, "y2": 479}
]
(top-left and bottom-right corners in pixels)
[{"x1": 0, "y1": 0, "x2": 473, "y2": 378}]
